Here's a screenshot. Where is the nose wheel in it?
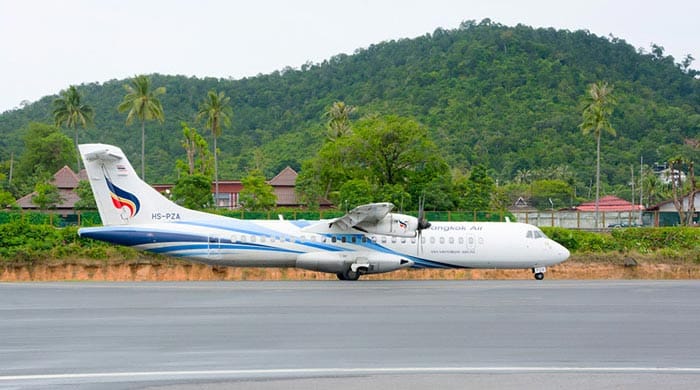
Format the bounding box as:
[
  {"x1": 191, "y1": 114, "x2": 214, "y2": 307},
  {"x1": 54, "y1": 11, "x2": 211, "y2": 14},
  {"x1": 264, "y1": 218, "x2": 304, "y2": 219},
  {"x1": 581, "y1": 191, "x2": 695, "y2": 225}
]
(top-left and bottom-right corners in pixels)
[{"x1": 532, "y1": 267, "x2": 547, "y2": 280}]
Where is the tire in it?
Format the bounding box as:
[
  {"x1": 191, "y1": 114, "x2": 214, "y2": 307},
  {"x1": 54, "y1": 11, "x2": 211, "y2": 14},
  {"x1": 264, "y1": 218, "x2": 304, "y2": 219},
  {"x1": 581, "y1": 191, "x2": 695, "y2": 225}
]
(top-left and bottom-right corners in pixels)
[
  {"x1": 342, "y1": 269, "x2": 361, "y2": 281},
  {"x1": 534, "y1": 272, "x2": 545, "y2": 280}
]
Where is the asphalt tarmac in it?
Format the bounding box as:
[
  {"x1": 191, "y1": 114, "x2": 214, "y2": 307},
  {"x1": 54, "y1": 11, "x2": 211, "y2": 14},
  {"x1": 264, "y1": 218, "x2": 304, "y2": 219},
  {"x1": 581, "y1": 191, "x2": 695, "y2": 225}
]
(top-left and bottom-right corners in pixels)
[{"x1": 1, "y1": 280, "x2": 700, "y2": 389}]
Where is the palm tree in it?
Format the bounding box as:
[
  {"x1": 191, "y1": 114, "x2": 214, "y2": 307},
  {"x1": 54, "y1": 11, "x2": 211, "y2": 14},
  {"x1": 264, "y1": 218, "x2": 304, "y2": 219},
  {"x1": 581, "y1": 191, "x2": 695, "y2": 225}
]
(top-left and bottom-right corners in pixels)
[
  {"x1": 580, "y1": 81, "x2": 616, "y2": 229},
  {"x1": 53, "y1": 86, "x2": 94, "y2": 171},
  {"x1": 117, "y1": 75, "x2": 166, "y2": 180},
  {"x1": 196, "y1": 90, "x2": 232, "y2": 206},
  {"x1": 324, "y1": 101, "x2": 355, "y2": 140}
]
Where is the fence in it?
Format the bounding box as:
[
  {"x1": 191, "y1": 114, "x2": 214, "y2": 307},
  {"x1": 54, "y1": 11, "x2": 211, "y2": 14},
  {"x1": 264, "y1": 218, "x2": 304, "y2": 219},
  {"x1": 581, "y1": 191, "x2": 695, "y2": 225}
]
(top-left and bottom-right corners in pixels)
[{"x1": 512, "y1": 210, "x2": 660, "y2": 229}]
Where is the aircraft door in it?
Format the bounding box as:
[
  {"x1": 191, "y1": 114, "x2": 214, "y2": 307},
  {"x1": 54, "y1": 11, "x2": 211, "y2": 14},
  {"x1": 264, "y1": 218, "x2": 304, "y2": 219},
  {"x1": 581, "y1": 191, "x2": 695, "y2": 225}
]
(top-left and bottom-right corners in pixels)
[
  {"x1": 208, "y1": 235, "x2": 221, "y2": 258},
  {"x1": 465, "y1": 233, "x2": 476, "y2": 254}
]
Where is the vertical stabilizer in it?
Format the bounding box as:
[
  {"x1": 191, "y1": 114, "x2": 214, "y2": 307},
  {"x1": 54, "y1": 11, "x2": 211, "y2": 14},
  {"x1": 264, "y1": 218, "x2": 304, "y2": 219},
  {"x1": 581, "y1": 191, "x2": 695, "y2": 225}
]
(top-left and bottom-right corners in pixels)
[{"x1": 79, "y1": 143, "x2": 215, "y2": 226}]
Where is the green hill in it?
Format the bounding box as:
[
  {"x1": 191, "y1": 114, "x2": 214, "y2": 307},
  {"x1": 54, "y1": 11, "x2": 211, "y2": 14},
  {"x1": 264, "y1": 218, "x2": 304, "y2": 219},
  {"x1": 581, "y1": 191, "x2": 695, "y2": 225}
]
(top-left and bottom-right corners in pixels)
[{"x1": 1, "y1": 20, "x2": 698, "y2": 195}]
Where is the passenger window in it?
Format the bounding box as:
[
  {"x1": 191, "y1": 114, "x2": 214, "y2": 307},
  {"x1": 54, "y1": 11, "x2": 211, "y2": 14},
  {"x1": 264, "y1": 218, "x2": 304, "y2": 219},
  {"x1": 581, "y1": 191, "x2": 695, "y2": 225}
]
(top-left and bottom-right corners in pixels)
[
  {"x1": 449, "y1": 237, "x2": 454, "y2": 244},
  {"x1": 331, "y1": 237, "x2": 337, "y2": 243},
  {"x1": 439, "y1": 237, "x2": 445, "y2": 244},
  {"x1": 430, "y1": 237, "x2": 435, "y2": 244},
  {"x1": 458, "y1": 237, "x2": 464, "y2": 244},
  {"x1": 381, "y1": 237, "x2": 387, "y2": 243},
  {"x1": 341, "y1": 236, "x2": 347, "y2": 243},
  {"x1": 401, "y1": 238, "x2": 406, "y2": 244},
  {"x1": 391, "y1": 237, "x2": 397, "y2": 243}
]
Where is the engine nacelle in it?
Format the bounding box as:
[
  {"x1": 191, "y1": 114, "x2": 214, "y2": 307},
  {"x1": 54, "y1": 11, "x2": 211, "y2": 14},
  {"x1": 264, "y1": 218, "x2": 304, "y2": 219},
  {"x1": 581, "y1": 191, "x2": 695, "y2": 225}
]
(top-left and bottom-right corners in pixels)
[
  {"x1": 296, "y1": 252, "x2": 414, "y2": 275},
  {"x1": 355, "y1": 213, "x2": 418, "y2": 238}
]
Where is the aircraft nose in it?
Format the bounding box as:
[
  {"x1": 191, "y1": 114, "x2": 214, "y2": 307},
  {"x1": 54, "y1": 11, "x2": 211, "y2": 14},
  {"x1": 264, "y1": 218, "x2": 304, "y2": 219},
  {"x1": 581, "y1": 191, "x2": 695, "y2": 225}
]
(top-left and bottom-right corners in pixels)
[{"x1": 553, "y1": 241, "x2": 570, "y2": 262}]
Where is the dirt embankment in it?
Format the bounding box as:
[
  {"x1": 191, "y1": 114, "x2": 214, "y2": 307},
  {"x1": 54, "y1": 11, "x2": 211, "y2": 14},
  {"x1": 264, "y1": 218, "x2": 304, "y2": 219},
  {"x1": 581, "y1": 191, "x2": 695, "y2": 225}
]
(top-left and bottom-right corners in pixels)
[{"x1": 2, "y1": 256, "x2": 700, "y2": 281}]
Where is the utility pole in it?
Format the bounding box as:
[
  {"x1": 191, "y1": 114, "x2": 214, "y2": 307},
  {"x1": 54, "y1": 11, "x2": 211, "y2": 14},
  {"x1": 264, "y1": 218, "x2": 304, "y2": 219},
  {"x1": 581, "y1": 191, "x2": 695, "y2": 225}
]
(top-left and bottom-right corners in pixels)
[{"x1": 8, "y1": 152, "x2": 13, "y2": 183}]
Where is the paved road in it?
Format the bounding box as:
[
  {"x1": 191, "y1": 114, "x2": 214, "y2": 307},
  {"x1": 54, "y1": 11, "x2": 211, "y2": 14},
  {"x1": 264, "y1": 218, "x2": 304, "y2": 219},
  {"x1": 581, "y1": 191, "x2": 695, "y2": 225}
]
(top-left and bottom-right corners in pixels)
[{"x1": 1, "y1": 280, "x2": 700, "y2": 389}]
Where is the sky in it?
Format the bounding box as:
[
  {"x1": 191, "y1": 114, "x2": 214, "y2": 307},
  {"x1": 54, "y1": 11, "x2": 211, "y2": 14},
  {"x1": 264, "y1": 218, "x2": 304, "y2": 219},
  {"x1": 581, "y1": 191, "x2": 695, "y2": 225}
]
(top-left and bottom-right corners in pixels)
[{"x1": 1, "y1": 0, "x2": 698, "y2": 113}]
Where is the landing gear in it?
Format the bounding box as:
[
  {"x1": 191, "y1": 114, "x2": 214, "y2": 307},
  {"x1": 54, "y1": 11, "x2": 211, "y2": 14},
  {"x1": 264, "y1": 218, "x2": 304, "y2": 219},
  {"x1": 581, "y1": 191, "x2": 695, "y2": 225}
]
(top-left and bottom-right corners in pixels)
[
  {"x1": 336, "y1": 268, "x2": 361, "y2": 281},
  {"x1": 532, "y1": 267, "x2": 547, "y2": 280}
]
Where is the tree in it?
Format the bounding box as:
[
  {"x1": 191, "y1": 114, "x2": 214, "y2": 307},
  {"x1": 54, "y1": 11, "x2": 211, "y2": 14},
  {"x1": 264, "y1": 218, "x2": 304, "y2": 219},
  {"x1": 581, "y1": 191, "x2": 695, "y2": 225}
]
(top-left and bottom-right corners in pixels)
[
  {"x1": 117, "y1": 75, "x2": 166, "y2": 181},
  {"x1": 176, "y1": 122, "x2": 212, "y2": 177},
  {"x1": 196, "y1": 89, "x2": 232, "y2": 207},
  {"x1": 529, "y1": 179, "x2": 574, "y2": 210},
  {"x1": 171, "y1": 123, "x2": 214, "y2": 210},
  {"x1": 31, "y1": 182, "x2": 61, "y2": 210},
  {"x1": 337, "y1": 179, "x2": 374, "y2": 210},
  {"x1": 353, "y1": 115, "x2": 441, "y2": 187},
  {"x1": 668, "y1": 157, "x2": 697, "y2": 226},
  {"x1": 325, "y1": 101, "x2": 355, "y2": 140},
  {"x1": 16, "y1": 123, "x2": 76, "y2": 194},
  {"x1": 74, "y1": 180, "x2": 96, "y2": 210},
  {"x1": 53, "y1": 85, "x2": 94, "y2": 172},
  {"x1": 239, "y1": 169, "x2": 276, "y2": 211},
  {"x1": 580, "y1": 81, "x2": 616, "y2": 229},
  {"x1": 454, "y1": 165, "x2": 495, "y2": 211},
  {"x1": 297, "y1": 114, "x2": 449, "y2": 210},
  {"x1": 171, "y1": 174, "x2": 213, "y2": 210},
  {"x1": 0, "y1": 189, "x2": 15, "y2": 209}
]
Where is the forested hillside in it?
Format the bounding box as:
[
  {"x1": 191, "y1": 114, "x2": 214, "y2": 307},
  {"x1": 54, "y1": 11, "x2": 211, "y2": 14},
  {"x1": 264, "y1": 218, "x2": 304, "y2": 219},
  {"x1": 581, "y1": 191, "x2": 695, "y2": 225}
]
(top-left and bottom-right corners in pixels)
[{"x1": 1, "y1": 20, "x2": 698, "y2": 196}]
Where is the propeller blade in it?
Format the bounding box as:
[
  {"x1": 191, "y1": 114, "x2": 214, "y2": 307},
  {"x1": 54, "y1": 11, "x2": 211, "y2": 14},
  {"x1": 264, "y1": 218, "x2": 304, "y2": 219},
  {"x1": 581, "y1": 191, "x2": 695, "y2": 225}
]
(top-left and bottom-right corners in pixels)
[{"x1": 416, "y1": 193, "x2": 431, "y2": 255}]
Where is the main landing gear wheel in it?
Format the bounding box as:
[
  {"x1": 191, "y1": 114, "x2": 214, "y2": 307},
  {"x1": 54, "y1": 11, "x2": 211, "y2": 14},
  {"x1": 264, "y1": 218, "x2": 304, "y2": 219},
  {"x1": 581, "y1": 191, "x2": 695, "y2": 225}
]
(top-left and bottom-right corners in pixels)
[
  {"x1": 534, "y1": 272, "x2": 545, "y2": 280},
  {"x1": 336, "y1": 269, "x2": 361, "y2": 281}
]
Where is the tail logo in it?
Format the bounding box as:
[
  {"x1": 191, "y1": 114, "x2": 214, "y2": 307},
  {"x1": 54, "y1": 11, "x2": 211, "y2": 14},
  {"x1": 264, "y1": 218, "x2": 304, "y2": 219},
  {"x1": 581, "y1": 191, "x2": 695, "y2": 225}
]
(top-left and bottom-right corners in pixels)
[{"x1": 105, "y1": 176, "x2": 140, "y2": 218}]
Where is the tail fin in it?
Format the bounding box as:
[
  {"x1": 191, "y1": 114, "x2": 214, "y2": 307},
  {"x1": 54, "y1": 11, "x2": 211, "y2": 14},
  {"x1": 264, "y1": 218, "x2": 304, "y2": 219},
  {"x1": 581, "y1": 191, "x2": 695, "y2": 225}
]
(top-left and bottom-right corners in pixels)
[{"x1": 79, "y1": 143, "x2": 214, "y2": 226}]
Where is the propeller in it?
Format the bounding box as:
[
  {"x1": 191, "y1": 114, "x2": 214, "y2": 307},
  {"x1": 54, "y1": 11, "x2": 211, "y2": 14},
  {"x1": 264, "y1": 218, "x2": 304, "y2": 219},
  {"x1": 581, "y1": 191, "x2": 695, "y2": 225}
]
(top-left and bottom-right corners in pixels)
[{"x1": 416, "y1": 195, "x2": 431, "y2": 255}]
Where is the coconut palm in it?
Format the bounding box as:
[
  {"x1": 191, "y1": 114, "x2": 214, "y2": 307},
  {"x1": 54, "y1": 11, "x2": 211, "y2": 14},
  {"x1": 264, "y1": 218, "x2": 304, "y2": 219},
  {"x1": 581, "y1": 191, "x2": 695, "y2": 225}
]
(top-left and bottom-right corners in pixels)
[
  {"x1": 53, "y1": 86, "x2": 94, "y2": 171},
  {"x1": 117, "y1": 75, "x2": 166, "y2": 180},
  {"x1": 580, "y1": 81, "x2": 616, "y2": 229},
  {"x1": 196, "y1": 90, "x2": 232, "y2": 206}
]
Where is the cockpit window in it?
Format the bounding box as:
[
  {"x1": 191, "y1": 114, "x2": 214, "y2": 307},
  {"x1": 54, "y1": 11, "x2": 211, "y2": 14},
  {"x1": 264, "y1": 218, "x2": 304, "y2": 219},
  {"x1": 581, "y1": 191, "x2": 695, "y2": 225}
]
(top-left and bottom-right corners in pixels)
[{"x1": 527, "y1": 230, "x2": 545, "y2": 239}]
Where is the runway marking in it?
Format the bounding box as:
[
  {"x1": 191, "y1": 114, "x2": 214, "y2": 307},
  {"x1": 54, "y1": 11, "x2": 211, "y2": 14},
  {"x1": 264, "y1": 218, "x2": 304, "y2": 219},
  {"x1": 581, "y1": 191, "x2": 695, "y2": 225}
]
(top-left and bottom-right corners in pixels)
[{"x1": 3, "y1": 366, "x2": 700, "y2": 382}]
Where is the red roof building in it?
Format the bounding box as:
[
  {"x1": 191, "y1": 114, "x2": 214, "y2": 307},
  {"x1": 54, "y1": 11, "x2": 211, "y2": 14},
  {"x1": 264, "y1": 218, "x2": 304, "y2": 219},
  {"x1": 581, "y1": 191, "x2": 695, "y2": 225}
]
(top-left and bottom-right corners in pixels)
[{"x1": 575, "y1": 195, "x2": 643, "y2": 212}]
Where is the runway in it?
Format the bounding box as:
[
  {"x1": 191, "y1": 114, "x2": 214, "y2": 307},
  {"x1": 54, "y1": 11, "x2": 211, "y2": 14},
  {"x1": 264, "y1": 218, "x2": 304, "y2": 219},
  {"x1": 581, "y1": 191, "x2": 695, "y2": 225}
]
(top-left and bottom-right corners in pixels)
[{"x1": 1, "y1": 280, "x2": 700, "y2": 389}]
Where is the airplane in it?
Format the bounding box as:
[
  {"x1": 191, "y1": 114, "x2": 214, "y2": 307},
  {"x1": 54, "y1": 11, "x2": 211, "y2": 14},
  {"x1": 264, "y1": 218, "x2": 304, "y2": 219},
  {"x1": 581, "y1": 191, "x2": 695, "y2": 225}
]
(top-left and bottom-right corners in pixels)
[{"x1": 77, "y1": 143, "x2": 570, "y2": 280}]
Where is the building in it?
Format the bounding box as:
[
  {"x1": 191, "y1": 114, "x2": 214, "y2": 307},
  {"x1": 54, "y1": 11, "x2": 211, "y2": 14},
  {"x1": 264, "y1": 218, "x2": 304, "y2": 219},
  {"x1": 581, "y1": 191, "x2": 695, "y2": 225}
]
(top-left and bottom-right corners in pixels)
[
  {"x1": 645, "y1": 192, "x2": 700, "y2": 226},
  {"x1": 574, "y1": 195, "x2": 643, "y2": 212},
  {"x1": 16, "y1": 165, "x2": 87, "y2": 215}
]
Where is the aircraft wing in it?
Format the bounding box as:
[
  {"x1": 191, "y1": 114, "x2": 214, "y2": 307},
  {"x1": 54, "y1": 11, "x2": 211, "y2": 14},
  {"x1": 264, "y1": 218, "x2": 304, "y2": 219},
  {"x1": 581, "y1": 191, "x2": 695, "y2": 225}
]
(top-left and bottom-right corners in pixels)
[
  {"x1": 303, "y1": 202, "x2": 395, "y2": 233},
  {"x1": 330, "y1": 202, "x2": 395, "y2": 230}
]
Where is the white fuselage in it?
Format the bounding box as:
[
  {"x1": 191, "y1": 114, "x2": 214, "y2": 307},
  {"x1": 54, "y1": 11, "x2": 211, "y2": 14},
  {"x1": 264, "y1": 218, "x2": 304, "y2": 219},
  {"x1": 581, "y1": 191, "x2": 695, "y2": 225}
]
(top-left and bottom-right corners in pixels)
[{"x1": 80, "y1": 218, "x2": 569, "y2": 270}]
